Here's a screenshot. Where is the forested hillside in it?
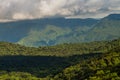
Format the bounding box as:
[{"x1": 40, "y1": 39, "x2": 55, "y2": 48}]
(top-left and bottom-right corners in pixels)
[
  {"x1": 0, "y1": 38, "x2": 120, "y2": 56},
  {"x1": 49, "y1": 47, "x2": 120, "y2": 80},
  {"x1": 0, "y1": 38, "x2": 119, "y2": 80}
]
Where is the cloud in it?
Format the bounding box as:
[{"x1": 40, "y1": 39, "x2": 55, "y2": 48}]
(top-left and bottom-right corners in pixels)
[{"x1": 0, "y1": 0, "x2": 120, "y2": 21}]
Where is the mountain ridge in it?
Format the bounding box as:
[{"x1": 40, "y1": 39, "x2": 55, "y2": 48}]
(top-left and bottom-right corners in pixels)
[{"x1": 0, "y1": 14, "x2": 120, "y2": 46}]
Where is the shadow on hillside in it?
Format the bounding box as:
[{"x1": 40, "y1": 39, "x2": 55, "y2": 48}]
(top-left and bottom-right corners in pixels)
[{"x1": 0, "y1": 53, "x2": 102, "y2": 77}]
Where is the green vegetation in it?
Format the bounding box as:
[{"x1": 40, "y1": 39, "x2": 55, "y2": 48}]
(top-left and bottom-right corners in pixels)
[
  {"x1": 0, "y1": 38, "x2": 120, "y2": 56},
  {"x1": 49, "y1": 47, "x2": 120, "y2": 80},
  {"x1": 0, "y1": 38, "x2": 120, "y2": 79}
]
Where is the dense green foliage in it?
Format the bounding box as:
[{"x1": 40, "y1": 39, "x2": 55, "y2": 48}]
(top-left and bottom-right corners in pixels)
[
  {"x1": 0, "y1": 38, "x2": 119, "y2": 79},
  {"x1": 49, "y1": 47, "x2": 120, "y2": 80},
  {"x1": 0, "y1": 38, "x2": 120, "y2": 56}
]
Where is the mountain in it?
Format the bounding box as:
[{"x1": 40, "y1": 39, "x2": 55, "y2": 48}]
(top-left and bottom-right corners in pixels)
[
  {"x1": 0, "y1": 17, "x2": 98, "y2": 46},
  {"x1": 0, "y1": 14, "x2": 120, "y2": 47},
  {"x1": 104, "y1": 14, "x2": 120, "y2": 20},
  {"x1": 85, "y1": 14, "x2": 120, "y2": 41}
]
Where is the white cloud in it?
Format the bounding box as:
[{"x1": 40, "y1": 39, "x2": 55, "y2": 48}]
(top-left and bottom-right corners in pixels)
[
  {"x1": 0, "y1": 0, "x2": 120, "y2": 21},
  {"x1": 13, "y1": 13, "x2": 33, "y2": 20}
]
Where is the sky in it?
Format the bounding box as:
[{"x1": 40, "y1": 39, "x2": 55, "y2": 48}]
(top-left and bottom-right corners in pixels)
[{"x1": 0, "y1": 0, "x2": 120, "y2": 22}]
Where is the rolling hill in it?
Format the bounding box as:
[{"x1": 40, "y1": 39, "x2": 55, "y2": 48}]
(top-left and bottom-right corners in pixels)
[{"x1": 0, "y1": 38, "x2": 119, "y2": 79}]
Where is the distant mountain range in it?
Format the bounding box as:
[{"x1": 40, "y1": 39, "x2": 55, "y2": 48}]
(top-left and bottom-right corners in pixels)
[{"x1": 0, "y1": 14, "x2": 120, "y2": 47}]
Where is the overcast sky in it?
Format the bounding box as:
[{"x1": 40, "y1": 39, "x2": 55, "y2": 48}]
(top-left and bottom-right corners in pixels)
[{"x1": 0, "y1": 0, "x2": 120, "y2": 21}]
